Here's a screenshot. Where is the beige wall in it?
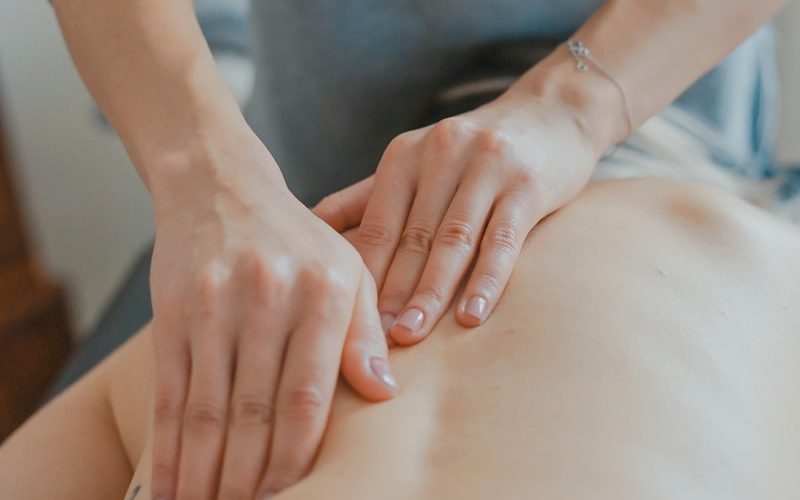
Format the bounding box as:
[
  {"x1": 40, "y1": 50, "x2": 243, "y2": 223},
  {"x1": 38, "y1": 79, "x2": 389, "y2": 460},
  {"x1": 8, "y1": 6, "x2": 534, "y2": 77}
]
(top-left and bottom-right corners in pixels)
[{"x1": 0, "y1": 0, "x2": 798, "y2": 336}]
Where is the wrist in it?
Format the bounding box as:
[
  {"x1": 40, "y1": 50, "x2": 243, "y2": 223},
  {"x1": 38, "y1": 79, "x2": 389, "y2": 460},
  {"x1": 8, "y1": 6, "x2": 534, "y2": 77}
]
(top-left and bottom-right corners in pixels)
[
  {"x1": 145, "y1": 128, "x2": 288, "y2": 222},
  {"x1": 118, "y1": 54, "x2": 266, "y2": 191},
  {"x1": 507, "y1": 44, "x2": 631, "y2": 157}
]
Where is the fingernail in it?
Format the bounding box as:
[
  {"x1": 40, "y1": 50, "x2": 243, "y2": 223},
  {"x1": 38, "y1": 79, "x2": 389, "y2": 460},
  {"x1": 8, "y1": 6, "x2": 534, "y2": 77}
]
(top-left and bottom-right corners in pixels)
[
  {"x1": 369, "y1": 356, "x2": 398, "y2": 390},
  {"x1": 394, "y1": 308, "x2": 424, "y2": 335},
  {"x1": 380, "y1": 313, "x2": 395, "y2": 334},
  {"x1": 464, "y1": 296, "x2": 488, "y2": 322},
  {"x1": 258, "y1": 493, "x2": 275, "y2": 500}
]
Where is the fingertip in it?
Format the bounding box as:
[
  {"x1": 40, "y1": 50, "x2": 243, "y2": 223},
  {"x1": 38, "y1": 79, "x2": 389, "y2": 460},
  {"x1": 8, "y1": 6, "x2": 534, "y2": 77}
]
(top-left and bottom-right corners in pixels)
[
  {"x1": 343, "y1": 348, "x2": 398, "y2": 401},
  {"x1": 457, "y1": 294, "x2": 488, "y2": 328},
  {"x1": 388, "y1": 307, "x2": 428, "y2": 346},
  {"x1": 388, "y1": 324, "x2": 428, "y2": 346},
  {"x1": 342, "y1": 272, "x2": 398, "y2": 400},
  {"x1": 456, "y1": 309, "x2": 483, "y2": 328},
  {"x1": 369, "y1": 356, "x2": 399, "y2": 398},
  {"x1": 311, "y1": 198, "x2": 345, "y2": 232}
]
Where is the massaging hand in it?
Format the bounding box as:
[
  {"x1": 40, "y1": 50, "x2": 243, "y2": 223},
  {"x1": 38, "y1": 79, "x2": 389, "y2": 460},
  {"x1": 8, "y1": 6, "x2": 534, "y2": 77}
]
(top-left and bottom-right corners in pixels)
[
  {"x1": 148, "y1": 144, "x2": 397, "y2": 499},
  {"x1": 314, "y1": 87, "x2": 600, "y2": 343}
]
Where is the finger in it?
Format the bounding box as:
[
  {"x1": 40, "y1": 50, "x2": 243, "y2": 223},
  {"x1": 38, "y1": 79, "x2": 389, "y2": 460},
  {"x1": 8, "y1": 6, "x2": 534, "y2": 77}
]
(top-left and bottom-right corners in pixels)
[
  {"x1": 355, "y1": 133, "x2": 421, "y2": 288},
  {"x1": 391, "y1": 167, "x2": 498, "y2": 344},
  {"x1": 383, "y1": 120, "x2": 471, "y2": 342},
  {"x1": 151, "y1": 318, "x2": 190, "y2": 500},
  {"x1": 380, "y1": 171, "x2": 460, "y2": 343},
  {"x1": 341, "y1": 269, "x2": 398, "y2": 400},
  {"x1": 257, "y1": 279, "x2": 354, "y2": 496},
  {"x1": 216, "y1": 271, "x2": 293, "y2": 500},
  {"x1": 312, "y1": 175, "x2": 375, "y2": 232},
  {"x1": 457, "y1": 189, "x2": 540, "y2": 327},
  {"x1": 175, "y1": 323, "x2": 235, "y2": 500}
]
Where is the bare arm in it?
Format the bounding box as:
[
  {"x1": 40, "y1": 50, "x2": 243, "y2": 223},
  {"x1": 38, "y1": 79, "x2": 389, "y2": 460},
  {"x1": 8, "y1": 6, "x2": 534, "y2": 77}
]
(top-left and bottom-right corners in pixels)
[
  {"x1": 314, "y1": 0, "x2": 784, "y2": 355},
  {"x1": 513, "y1": 0, "x2": 786, "y2": 151},
  {"x1": 51, "y1": 1, "x2": 397, "y2": 499},
  {"x1": 51, "y1": 0, "x2": 263, "y2": 187}
]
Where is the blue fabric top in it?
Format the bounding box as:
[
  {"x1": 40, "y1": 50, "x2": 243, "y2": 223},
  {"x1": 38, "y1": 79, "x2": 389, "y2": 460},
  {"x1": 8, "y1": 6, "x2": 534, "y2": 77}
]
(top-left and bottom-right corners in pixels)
[{"x1": 195, "y1": 0, "x2": 778, "y2": 204}]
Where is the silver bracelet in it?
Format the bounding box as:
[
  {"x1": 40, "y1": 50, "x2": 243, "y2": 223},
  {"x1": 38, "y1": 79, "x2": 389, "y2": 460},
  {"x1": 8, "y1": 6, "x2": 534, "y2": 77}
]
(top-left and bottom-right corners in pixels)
[{"x1": 565, "y1": 39, "x2": 633, "y2": 141}]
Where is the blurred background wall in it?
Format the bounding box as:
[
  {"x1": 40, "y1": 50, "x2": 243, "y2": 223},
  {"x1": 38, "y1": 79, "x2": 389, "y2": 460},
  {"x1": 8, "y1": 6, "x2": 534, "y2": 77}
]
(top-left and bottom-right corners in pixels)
[
  {"x1": 0, "y1": 0, "x2": 798, "y2": 337},
  {"x1": 775, "y1": 2, "x2": 800, "y2": 163},
  {"x1": 0, "y1": 0, "x2": 153, "y2": 335}
]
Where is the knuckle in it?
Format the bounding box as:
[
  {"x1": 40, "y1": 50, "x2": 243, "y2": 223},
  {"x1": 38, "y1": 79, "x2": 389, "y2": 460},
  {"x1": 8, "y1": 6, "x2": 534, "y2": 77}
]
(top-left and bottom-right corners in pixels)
[
  {"x1": 194, "y1": 262, "x2": 227, "y2": 317},
  {"x1": 152, "y1": 461, "x2": 174, "y2": 479},
  {"x1": 417, "y1": 283, "x2": 446, "y2": 308},
  {"x1": 151, "y1": 462, "x2": 176, "y2": 487},
  {"x1": 300, "y1": 269, "x2": 352, "y2": 308},
  {"x1": 435, "y1": 219, "x2": 475, "y2": 253},
  {"x1": 280, "y1": 384, "x2": 326, "y2": 423},
  {"x1": 230, "y1": 395, "x2": 274, "y2": 427},
  {"x1": 154, "y1": 394, "x2": 182, "y2": 423},
  {"x1": 239, "y1": 252, "x2": 272, "y2": 299},
  {"x1": 239, "y1": 248, "x2": 269, "y2": 280},
  {"x1": 474, "y1": 272, "x2": 502, "y2": 297},
  {"x1": 357, "y1": 218, "x2": 395, "y2": 248},
  {"x1": 488, "y1": 222, "x2": 519, "y2": 254},
  {"x1": 475, "y1": 129, "x2": 510, "y2": 154},
  {"x1": 384, "y1": 132, "x2": 417, "y2": 161},
  {"x1": 399, "y1": 224, "x2": 434, "y2": 255},
  {"x1": 510, "y1": 168, "x2": 540, "y2": 192},
  {"x1": 390, "y1": 131, "x2": 418, "y2": 150},
  {"x1": 252, "y1": 262, "x2": 294, "y2": 305},
  {"x1": 431, "y1": 117, "x2": 471, "y2": 149},
  {"x1": 183, "y1": 400, "x2": 227, "y2": 434},
  {"x1": 196, "y1": 261, "x2": 226, "y2": 291},
  {"x1": 308, "y1": 267, "x2": 349, "y2": 296}
]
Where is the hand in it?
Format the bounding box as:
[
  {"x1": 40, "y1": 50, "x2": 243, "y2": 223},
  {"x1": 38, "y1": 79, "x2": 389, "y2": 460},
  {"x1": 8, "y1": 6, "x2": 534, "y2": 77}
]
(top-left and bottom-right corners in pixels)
[
  {"x1": 147, "y1": 140, "x2": 397, "y2": 500},
  {"x1": 314, "y1": 87, "x2": 602, "y2": 344}
]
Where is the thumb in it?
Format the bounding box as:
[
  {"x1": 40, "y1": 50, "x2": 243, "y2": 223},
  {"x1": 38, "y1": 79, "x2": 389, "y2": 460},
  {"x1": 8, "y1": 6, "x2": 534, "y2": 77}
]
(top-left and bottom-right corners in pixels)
[
  {"x1": 340, "y1": 268, "x2": 398, "y2": 401},
  {"x1": 312, "y1": 175, "x2": 374, "y2": 232}
]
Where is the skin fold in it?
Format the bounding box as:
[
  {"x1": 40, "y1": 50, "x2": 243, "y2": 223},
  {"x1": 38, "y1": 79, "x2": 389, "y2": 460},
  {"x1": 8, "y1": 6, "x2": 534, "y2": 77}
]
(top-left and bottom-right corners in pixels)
[{"x1": 1, "y1": 178, "x2": 799, "y2": 499}]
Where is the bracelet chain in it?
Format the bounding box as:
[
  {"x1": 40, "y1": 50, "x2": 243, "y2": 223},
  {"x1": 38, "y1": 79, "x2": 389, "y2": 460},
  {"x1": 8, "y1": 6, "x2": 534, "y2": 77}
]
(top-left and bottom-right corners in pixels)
[{"x1": 565, "y1": 39, "x2": 634, "y2": 143}]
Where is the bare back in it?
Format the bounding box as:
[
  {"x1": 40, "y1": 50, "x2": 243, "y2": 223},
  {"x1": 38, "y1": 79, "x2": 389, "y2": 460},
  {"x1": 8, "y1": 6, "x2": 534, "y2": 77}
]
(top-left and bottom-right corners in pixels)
[
  {"x1": 126, "y1": 179, "x2": 800, "y2": 499},
  {"x1": 2, "y1": 178, "x2": 798, "y2": 500}
]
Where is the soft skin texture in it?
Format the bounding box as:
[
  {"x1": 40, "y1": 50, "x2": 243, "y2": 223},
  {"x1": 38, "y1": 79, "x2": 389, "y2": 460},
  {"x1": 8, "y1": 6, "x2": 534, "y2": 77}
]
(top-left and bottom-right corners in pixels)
[
  {"x1": 54, "y1": 0, "x2": 782, "y2": 498},
  {"x1": 52, "y1": 0, "x2": 398, "y2": 496},
  {"x1": 312, "y1": 0, "x2": 786, "y2": 349},
  {"x1": 51, "y1": 0, "x2": 785, "y2": 495},
  {"x1": 1, "y1": 179, "x2": 799, "y2": 499}
]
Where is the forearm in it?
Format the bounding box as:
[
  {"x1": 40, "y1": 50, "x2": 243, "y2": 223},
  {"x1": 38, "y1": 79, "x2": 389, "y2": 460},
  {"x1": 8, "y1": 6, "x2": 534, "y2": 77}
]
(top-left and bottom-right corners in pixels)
[
  {"x1": 52, "y1": 0, "x2": 276, "y2": 195},
  {"x1": 511, "y1": 0, "x2": 785, "y2": 154}
]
